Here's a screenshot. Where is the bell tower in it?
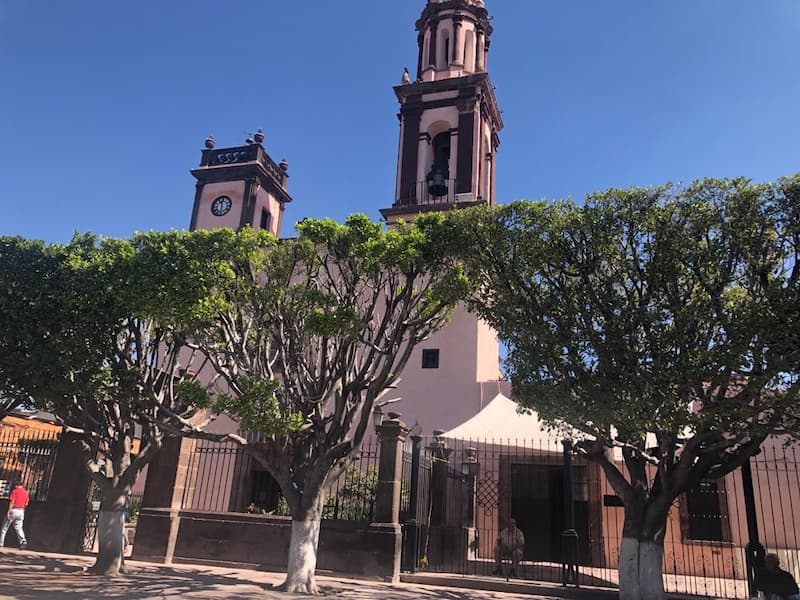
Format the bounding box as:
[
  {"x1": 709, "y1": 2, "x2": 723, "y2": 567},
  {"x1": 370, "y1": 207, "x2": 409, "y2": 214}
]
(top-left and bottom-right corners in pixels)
[
  {"x1": 380, "y1": 0, "x2": 503, "y2": 434},
  {"x1": 381, "y1": 0, "x2": 502, "y2": 223},
  {"x1": 189, "y1": 130, "x2": 293, "y2": 235}
]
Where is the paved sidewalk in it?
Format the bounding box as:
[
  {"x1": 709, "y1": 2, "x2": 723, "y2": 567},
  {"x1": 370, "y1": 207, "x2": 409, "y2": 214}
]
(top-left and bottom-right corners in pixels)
[{"x1": 0, "y1": 549, "x2": 578, "y2": 599}]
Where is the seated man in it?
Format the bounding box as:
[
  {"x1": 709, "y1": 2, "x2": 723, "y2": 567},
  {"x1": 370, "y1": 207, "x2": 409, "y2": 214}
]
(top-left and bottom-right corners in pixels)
[
  {"x1": 491, "y1": 518, "x2": 525, "y2": 577},
  {"x1": 754, "y1": 553, "x2": 800, "y2": 599}
]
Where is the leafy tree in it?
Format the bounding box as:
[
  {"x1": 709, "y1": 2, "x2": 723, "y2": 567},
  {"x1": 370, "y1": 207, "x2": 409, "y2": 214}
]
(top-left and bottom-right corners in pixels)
[
  {"x1": 452, "y1": 176, "x2": 800, "y2": 600},
  {"x1": 0, "y1": 231, "x2": 232, "y2": 575},
  {"x1": 0, "y1": 238, "x2": 89, "y2": 421},
  {"x1": 176, "y1": 215, "x2": 465, "y2": 594}
]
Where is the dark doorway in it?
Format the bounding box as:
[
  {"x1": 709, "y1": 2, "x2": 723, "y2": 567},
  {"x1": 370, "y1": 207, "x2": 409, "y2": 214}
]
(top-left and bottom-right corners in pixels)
[{"x1": 510, "y1": 463, "x2": 591, "y2": 564}]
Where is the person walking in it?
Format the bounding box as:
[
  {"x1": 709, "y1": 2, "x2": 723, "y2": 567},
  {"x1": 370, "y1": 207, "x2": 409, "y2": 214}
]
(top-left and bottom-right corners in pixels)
[{"x1": 0, "y1": 481, "x2": 29, "y2": 549}]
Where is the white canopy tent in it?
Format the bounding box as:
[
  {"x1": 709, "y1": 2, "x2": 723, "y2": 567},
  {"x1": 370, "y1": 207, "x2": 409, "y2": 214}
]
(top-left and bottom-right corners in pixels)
[{"x1": 442, "y1": 392, "x2": 570, "y2": 452}]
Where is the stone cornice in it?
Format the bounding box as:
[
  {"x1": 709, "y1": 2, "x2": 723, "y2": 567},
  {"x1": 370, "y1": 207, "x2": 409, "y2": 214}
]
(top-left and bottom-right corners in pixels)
[
  {"x1": 416, "y1": 0, "x2": 492, "y2": 36},
  {"x1": 394, "y1": 72, "x2": 503, "y2": 132}
]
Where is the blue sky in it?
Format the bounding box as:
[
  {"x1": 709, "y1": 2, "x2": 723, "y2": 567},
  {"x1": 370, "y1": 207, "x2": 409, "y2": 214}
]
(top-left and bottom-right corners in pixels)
[{"x1": 1, "y1": 0, "x2": 798, "y2": 243}]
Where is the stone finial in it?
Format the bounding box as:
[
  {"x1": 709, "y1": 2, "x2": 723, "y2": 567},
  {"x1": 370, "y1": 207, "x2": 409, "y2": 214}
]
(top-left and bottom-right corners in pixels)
[
  {"x1": 204, "y1": 135, "x2": 215, "y2": 149},
  {"x1": 254, "y1": 128, "x2": 265, "y2": 144},
  {"x1": 279, "y1": 158, "x2": 289, "y2": 171}
]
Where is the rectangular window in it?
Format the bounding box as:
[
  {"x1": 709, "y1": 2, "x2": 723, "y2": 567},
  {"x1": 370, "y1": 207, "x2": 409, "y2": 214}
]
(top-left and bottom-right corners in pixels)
[
  {"x1": 260, "y1": 209, "x2": 271, "y2": 231},
  {"x1": 685, "y1": 479, "x2": 726, "y2": 542},
  {"x1": 421, "y1": 348, "x2": 440, "y2": 369}
]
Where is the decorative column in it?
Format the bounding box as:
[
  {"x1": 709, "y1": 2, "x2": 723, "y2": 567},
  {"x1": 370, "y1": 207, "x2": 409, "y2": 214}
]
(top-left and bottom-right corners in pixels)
[
  {"x1": 561, "y1": 440, "x2": 580, "y2": 587},
  {"x1": 416, "y1": 32, "x2": 424, "y2": 80},
  {"x1": 398, "y1": 105, "x2": 423, "y2": 205},
  {"x1": 452, "y1": 16, "x2": 463, "y2": 64},
  {"x1": 456, "y1": 97, "x2": 476, "y2": 195},
  {"x1": 428, "y1": 21, "x2": 439, "y2": 68},
  {"x1": 475, "y1": 28, "x2": 485, "y2": 71}
]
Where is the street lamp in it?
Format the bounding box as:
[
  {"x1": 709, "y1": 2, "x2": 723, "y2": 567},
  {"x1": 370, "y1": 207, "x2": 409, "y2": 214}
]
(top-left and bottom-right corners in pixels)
[
  {"x1": 460, "y1": 447, "x2": 479, "y2": 478},
  {"x1": 372, "y1": 404, "x2": 384, "y2": 429},
  {"x1": 461, "y1": 447, "x2": 479, "y2": 532}
]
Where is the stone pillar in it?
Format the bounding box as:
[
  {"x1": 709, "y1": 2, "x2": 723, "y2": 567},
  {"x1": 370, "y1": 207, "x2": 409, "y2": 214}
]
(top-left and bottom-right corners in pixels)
[
  {"x1": 368, "y1": 417, "x2": 409, "y2": 583},
  {"x1": 28, "y1": 431, "x2": 92, "y2": 553},
  {"x1": 373, "y1": 418, "x2": 409, "y2": 525},
  {"x1": 132, "y1": 436, "x2": 196, "y2": 563}
]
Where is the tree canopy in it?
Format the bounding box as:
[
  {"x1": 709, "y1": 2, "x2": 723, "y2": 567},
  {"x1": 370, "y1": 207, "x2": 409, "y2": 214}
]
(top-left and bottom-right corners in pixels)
[
  {"x1": 451, "y1": 175, "x2": 800, "y2": 600},
  {"x1": 179, "y1": 214, "x2": 466, "y2": 593},
  {"x1": 0, "y1": 230, "x2": 236, "y2": 574}
]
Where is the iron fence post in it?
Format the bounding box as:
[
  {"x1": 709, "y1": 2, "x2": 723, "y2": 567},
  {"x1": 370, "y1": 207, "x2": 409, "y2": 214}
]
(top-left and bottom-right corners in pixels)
[
  {"x1": 741, "y1": 457, "x2": 764, "y2": 598},
  {"x1": 561, "y1": 439, "x2": 580, "y2": 587},
  {"x1": 403, "y1": 435, "x2": 422, "y2": 573}
]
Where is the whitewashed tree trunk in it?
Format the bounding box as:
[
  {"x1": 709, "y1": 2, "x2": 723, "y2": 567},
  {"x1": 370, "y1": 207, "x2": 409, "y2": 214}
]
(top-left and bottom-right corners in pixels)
[
  {"x1": 90, "y1": 509, "x2": 126, "y2": 576},
  {"x1": 281, "y1": 518, "x2": 322, "y2": 594},
  {"x1": 618, "y1": 537, "x2": 666, "y2": 600}
]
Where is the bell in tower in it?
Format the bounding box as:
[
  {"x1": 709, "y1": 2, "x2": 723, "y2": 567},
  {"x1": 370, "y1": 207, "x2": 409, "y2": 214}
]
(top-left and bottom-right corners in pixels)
[
  {"x1": 381, "y1": 0, "x2": 502, "y2": 223},
  {"x1": 426, "y1": 132, "x2": 451, "y2": 198}
]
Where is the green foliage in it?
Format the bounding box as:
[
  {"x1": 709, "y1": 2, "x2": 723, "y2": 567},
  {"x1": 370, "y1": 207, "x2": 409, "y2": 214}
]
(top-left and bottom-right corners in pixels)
[
  {"x1": 187, "y1": 214, "x2": 463, "y2": 516},
  {"x1": 213, "y1": 378, "x2": 303, "y2": 437},
  {"x1": 455, "y1": 175, "x2": 800, "y2": 477},
  {"x1": 322, "y1": 466, "x2": 378, "y2": 521}
]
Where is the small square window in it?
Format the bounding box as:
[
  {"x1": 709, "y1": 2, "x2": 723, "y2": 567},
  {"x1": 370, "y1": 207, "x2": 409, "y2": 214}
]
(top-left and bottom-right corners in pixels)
[{"x1": 421, "y1": 349, "x2": 440, "y2": 369}]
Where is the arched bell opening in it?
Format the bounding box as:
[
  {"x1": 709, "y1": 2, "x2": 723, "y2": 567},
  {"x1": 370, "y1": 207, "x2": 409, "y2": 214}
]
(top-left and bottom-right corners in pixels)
[{"x1": 426, "y1": 132, "x2": 451, "y2": 198}]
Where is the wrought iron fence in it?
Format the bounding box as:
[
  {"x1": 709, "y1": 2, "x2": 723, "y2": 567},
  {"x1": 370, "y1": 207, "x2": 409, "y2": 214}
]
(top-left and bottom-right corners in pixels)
[
  {"x1": 181, "y1": 438, "x2": 381, "y2": 522},
  {"x1": 0, "y1": 428, "x2": 60, "y2": 501},
  {"x1": 399, "y1": 434, "x2": 800, "y2": 600}
]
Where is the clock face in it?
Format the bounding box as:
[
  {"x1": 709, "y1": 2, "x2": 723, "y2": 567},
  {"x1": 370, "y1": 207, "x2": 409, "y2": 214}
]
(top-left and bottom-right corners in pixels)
[{"x1": 210, "y1": 195, "x2": 233, "y2": 217}]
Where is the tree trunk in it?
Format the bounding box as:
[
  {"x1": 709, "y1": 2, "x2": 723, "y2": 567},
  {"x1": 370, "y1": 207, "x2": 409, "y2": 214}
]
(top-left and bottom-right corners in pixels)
[
  {"x1": 89, "y1": 491, "x2": 127, "y2": 576},
  {"x1": 90, "y1": 510, "x2": 126, "y2": 575},
  {"x1": 618, "y1": 499, "x2": 669, "y2": 600},
  {"x1": 280, "y1": 517, "x2": 322, "y2": 594},
  {"x1": 619, "y1": 537, "x2": 665, "y2": 600}
]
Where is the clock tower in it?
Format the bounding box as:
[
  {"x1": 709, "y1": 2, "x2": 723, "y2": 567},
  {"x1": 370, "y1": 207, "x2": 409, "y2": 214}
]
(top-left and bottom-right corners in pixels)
[{"x1": 189, "y1": 131, "x2": 293, "y2": 235}]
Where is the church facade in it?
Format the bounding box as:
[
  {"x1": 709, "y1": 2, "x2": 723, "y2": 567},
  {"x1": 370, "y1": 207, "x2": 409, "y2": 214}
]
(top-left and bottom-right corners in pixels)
[{"x1": 188, "y1": 0, "x2": 506, "y2": 437}]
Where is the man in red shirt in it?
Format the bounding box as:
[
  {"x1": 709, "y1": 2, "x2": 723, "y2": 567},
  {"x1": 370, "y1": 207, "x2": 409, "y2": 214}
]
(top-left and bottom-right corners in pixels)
[{"x1": 0, "y1": 481, "x2": 29, "y2": 549}]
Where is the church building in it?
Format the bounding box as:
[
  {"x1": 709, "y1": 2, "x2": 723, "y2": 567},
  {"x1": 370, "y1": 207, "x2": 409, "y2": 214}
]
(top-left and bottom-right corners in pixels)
[{"x1": 188, "y1": 0, "x2": 507, "y2": 436}]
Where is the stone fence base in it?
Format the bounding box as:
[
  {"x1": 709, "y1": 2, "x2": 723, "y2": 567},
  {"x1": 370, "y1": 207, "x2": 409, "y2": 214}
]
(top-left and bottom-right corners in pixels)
[{"x1": 133, "y1": 509, "x2": 401, "y2": 581}]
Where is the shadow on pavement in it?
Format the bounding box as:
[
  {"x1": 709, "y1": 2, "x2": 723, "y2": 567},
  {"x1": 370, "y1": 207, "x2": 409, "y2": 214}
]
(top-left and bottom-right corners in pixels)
[
  {"x1": 0, "y1": 552, "x2": 546, "y2": 600},
  {"x1": 0, "y1": 553, "x2": 290, "y2": 600}
]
